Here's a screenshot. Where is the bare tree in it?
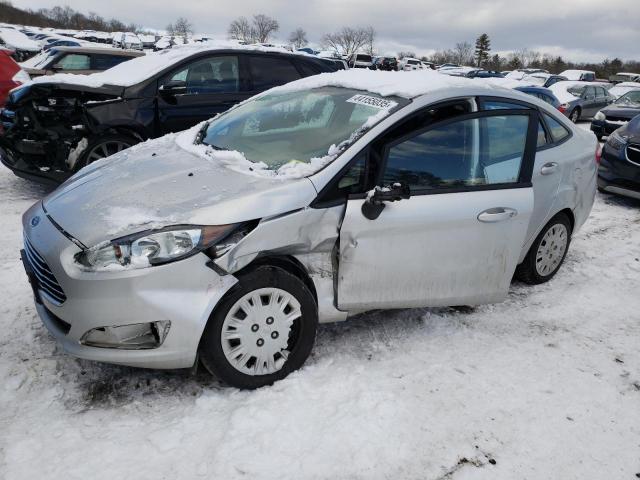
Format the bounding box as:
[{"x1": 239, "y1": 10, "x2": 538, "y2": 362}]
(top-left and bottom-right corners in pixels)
[
  {"x1": 397, "y1": 51, "x2": 417, "y2": 60},
  {"x1": 321, "y1": 26, "x2": 371, "y2": 57},
  {"x1": 453, "y1": 41, "x2": 474, "y2": 66},
  {"x1": 228, "y1": 16, "x2": 252, "y2": 43},
  {"x1": 363, "y1": 26, "x2": 376, "y2": 56},
  {"x1": 288, "y1": 27, "x2": 308, "y2": 49},
  {"x1": 251, "y1": 14, "x2": 279, "y2": 43}
]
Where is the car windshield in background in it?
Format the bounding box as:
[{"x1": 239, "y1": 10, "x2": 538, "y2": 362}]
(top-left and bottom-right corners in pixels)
[
  {"x1": 201, "y1": 87, "x2": 408, "y2": 170},
  {"x1": 615, "y1": 91, "x2": 640, "y2": 106}
]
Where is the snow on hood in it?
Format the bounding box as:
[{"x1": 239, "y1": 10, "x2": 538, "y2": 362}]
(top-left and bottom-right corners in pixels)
[
  {"x1": 0, "y1": 28, "x2": 40, "y2": 51},
  {"x1": 28, "y1": 41, "x2": 311, "y2": 89},
  {"x1": 43, "y1": 133, "x2": 318, "y2": 245}
]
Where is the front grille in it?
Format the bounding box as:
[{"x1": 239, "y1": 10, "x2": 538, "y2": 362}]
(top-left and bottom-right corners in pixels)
[
  {"x1": 626, "y1": 143, "x2": 640, "y2": 166},
  {"x1": 606, "y1": 116, "x2": 629, "y2": 123},
  {"x1": 23, "y1": 236, "x2": 67, "y2": 304}
]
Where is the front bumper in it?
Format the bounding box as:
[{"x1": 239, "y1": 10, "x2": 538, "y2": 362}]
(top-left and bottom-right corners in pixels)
[
  {"x1": 598, "y1": 144, "x2": 640, "y2": 199},
  {"x1": 0, "y1": 146, "x2": 68, "y2": 184},
  {"x1": 22, "y1": 202, "x2": 238, "y2": 369},
  {"x1": 591, "y1": 119, "x2": 628, "y2": 138}
]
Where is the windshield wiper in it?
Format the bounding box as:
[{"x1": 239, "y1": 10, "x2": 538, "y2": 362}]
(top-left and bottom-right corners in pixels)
[{"x1": 194, "y1": 121, "x2": 210, "y2": 145}]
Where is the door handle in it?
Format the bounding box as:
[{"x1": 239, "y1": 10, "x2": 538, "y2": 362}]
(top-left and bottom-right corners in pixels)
[
  {"x1": 477, "y1": 207, "x2": 518, "y2": 223},
  {"x1": 540, "y1": 162, "x2": 559, "y2": 175}
]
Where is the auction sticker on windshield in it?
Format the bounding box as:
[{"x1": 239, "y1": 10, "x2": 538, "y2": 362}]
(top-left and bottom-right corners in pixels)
[{"x1": 347, "y1": 94, "x2": 398, "y2": 110}]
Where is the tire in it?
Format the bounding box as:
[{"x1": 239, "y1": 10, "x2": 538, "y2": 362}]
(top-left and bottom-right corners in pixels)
[
  {"x1": 515, "y1": 212, "x2": 572, "y2": 285},
  {"x1": 596, "y1": 134, "x2": 603, "y2": 142},
  {"x1": 76, "y1": 133, "x2": 138, "y2": 171},
  {"x1": 569, "y1": 108, "x2": 581, "y2": 123},
  {"x1": 199, "y1": 266, "x2": 318, "y2": 389}
]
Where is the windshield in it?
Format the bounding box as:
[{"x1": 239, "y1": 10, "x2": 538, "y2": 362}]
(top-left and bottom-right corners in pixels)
[
  {"x1": 526, "y1": 75, "x2": 547, "y2": 86},
  {"x1": 201, "y1": 87, "x2": 408, "y2": 171},
  {"x1": 615, "y1": 91, "x2": 640, "y2": 106}
]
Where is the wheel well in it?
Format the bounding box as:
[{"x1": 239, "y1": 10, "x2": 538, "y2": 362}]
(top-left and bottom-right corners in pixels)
[
  {"x1": 106, "y1": 127, "x2": 147, "y2": 142},
  {"x1": 236, "y1": 255, "x2": 318, "y2": 302},
  {"x1": 556, "y1": 208, "x2": 575, "y2": 233}
]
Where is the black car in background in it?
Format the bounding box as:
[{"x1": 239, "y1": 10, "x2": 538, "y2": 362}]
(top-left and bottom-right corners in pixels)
[
  {"x1": 591, "y1": 90, "x2": 640, "y2": 140},
  {"x1": 373, "y1": 56, "x2": 398, "y2": 71},
  {"x1": 466, "y1": 70, "x2": 504, "y2": 78},
  {"x1": 598, "y1": 114, "x2": 640, "y2": 200},
  {"x1": 0, "y1": 47, "x2": 336, "y2": 184}
]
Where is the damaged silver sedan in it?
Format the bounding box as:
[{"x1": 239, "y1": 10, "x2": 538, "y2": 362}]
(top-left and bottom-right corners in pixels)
[{"x1": 21, "y1": 72, "x2": 597, "y2": 388}]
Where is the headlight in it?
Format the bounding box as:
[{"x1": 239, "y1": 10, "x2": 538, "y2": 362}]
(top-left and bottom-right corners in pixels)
[
  {"x1": 594, "y1": 111, "x2": 606, "y2": 121},
  {"x1": 76, "y1": 224, "x2": 240, "y2": 271}
]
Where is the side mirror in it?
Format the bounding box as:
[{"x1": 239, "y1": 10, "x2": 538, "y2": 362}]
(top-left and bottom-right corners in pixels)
[
  {"x1": 361, "y1": 182, "x2": 410, "y2": 220},
  {"x1": 159, "y1": 81, "x2": 187, "y2": 96}
]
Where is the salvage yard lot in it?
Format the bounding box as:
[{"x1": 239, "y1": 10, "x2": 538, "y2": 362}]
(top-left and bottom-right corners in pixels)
[{"x1": 0, "y1": 129, "x2": 639, "y2": 479}]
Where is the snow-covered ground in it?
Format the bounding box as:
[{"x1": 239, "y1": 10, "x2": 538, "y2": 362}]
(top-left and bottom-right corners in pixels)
[{"x1": 0, "y1": 123, "x2": 639, "y2": 479}]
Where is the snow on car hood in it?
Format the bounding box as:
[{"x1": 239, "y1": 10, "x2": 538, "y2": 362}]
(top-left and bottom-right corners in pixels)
[{"x1": 42, "y1": 131, "x2": 318, "y2": 247}]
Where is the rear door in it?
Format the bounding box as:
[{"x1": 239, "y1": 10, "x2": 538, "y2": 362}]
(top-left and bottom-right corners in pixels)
[
  {"x1": 245, "y1": 54, "x2": 302, "y2": 94},
  {"x1": 156, "y1": 54, "x2": 251, "y2": 134},
  {"x1": 337, "y1": 102, "x2": 538, "y2": 309},
  {"x1": 582, "y1": 86, "x2": 598, "y2": 117}
]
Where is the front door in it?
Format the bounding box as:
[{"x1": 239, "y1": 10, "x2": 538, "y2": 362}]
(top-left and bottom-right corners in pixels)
[
  {"x1": 156, "y1": 54, "x2": 252, "y2": 135},
  {"x1": 337, "y1": 108, "x2": 537, "y2": 310}
]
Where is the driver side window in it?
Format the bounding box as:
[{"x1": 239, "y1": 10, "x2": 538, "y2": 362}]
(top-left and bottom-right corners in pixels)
[
  {"x1": 382, "y1": 114, "x2": 530, "y2": 191},
  {"x1": 168, "y1": 56, "x2": 240, "y2": 94}
]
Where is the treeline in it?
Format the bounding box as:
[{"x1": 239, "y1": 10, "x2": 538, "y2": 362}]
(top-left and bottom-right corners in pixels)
[
  {"x1": 0, "y1": 1, "x2": 140, "y2": 32},
  {"x1": 421, "y1": 35, "x2": 640, "y2": 79}
]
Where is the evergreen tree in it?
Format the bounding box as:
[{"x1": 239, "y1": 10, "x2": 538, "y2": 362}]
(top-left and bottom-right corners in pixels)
[{"x1": 474, "y1": 33, "x2": 491, "y2": 67}]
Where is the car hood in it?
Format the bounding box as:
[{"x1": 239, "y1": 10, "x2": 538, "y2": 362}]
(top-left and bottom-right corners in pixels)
[
  {"x1": 42, "y1": 135, "x2": 318, "y2": 247},
  {"x1": 602, "y1": 104, "x2": 640, "y2": 119}
]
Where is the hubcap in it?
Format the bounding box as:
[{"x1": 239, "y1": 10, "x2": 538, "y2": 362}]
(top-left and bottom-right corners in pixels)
[
  {"x1": 86, "y1": 141, "x2": 131, "y2": 163},
  {"x1": 535, "y1": 223, "x2": 568, "y2": 277},
  {"x1": 221, "y1": 288, "x2": 302, "y2": 376}
]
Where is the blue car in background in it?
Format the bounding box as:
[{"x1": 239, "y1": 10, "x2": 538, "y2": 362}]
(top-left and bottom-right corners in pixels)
[
  {"x1": 515, "y1": 86, "x2": 562, "y2": 109},
  {"x1": 43, "y1": 40, "x2": 81, "y2": 51}
]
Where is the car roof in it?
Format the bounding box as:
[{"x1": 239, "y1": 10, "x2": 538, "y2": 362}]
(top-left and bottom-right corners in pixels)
[{"x1": 52, "y1": 46, "x2": 145, "y2": 56}]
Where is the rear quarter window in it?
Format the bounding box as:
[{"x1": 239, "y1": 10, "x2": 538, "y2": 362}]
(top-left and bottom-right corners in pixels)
[
  {"x1": 543, "y1": 113, "x2": 570, "y2": 143},
  {"x1": 249, "y1": 56, "x2": 301, "y2": 91}
]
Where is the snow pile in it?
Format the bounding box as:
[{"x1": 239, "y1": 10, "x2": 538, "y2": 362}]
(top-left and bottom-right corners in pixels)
[{"x1": 0, "y1": 27, "x2": 40, "y2": 52}]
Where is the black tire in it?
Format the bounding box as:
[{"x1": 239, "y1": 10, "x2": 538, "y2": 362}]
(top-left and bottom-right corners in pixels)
[
  {"x1": 76, "y1": 133, "x2": 138, "y2": 171},
  {"x1": 569, "y1": 108, "x2": 581, "y2": 123},
  {"x1": 199, "y1": 266, "x2": 318, "y2": 389},
  {"x1": 515, "y1": 212, "x2": 572, "y2": 285},
  {"x1": 595, "y1": 134, "x2": 603, "y2": 142}
]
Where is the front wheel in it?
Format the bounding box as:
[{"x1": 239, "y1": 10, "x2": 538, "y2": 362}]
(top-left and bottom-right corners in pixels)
[
  {"x1": 199, "y1": 266, "x2": 318, "y2": 389},
  {"x1": 76, "y1": 134, "x2": 138, "y2": 170},
  {"x1": 515, "y1": 213, "x2": 572, "y2": 285}
]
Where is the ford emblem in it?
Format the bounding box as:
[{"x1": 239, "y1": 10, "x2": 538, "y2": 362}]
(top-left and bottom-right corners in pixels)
[{"x1": 30, "y1": 216, "x2": 40, "y2": 227}]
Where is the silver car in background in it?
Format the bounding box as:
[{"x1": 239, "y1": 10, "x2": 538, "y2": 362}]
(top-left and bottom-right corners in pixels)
[{"x1": 21, "y1": 72, "x2": 597, "y2": 388}]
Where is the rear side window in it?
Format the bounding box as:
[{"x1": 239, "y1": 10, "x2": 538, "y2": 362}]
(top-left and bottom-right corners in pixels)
[
  {"x1": 543, "y1": 113, "x2": 570, "y2": 143},
  {"x1": 297, "y1": 61, "x2": 320, "y2": 77},
  {"x1": 91, "y1": 54, "x2": 131, "y2": 70},
  {"x1": 249, "y1": 56, "x2": 301, "y2": 91},
  {"x1": 168, "y1": 56, "x2": 240, "y2": 94},
  {"x1": 482, "y1": 100, "x2": 529, "y2": 110},
  {"x1": 382, "y1": 114, "x2": 529, "y2": 190},
  {"x1": 58, "y1": 54, "x2": 90, "y2": 70}
]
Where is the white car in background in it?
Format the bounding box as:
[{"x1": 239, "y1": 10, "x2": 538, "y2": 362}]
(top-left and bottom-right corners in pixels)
[
  {"x1": 400, "y1": 57, "x2": 424, "y2": 71},
  {"x1": 560, "y1": 69, "x2": 596, "y2": 82},
  {"x1": 607, "y1": 81, "x2": 640, "y2": 99},
  {"x1": 113, "y1": 32, "x2": 143, "y2": 50}
]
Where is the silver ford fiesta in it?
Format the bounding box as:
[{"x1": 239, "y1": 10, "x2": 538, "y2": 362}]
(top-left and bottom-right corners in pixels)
[{"x1": 21, "y1": 71, "x2": 597, "y2": 388}]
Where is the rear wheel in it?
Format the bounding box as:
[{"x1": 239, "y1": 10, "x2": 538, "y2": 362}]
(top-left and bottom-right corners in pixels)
[
  {"x1": 199, "y1": 266, "x2": 318, "y2": 389},
  {"x1": 515, "y1": 212, "x2": 572, "y2": 285},
  {"x1": 569, "y1": 108, "x2": 581, "y2": 123}
]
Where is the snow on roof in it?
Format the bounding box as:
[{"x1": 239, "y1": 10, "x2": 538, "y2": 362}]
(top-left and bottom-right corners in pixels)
[
  {"x1": 263, "y1": 69, "x2": 516, "y2": 100},
  {"x1": 28, "y1": 41, "x2": 311, "y2": 89},
  {"x1": 609, "y1": 82, "x2": 640, "y2": 98},
  {"x1": 0, "y1": 27, "x2": 40, "y2": 51},
  {"x1": 548, "y1": 80, "x2": 602, "y2": 103},
  {"x1": 559, "y1": 69, "x2": 595, "y2": 80}
]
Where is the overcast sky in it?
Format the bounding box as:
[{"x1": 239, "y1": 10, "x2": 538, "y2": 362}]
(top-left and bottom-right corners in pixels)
[{"x1": 13, "y1": 0, "x2": 640, "y2": 62}]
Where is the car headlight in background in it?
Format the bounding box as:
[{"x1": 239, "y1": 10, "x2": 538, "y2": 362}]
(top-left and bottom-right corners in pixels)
[
  {"x1": 594, "y1": 111, "x2": 606, "y2": 121},
  {"x1": 75, "y1": 224, "x2": 246, "y2": 271}
]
